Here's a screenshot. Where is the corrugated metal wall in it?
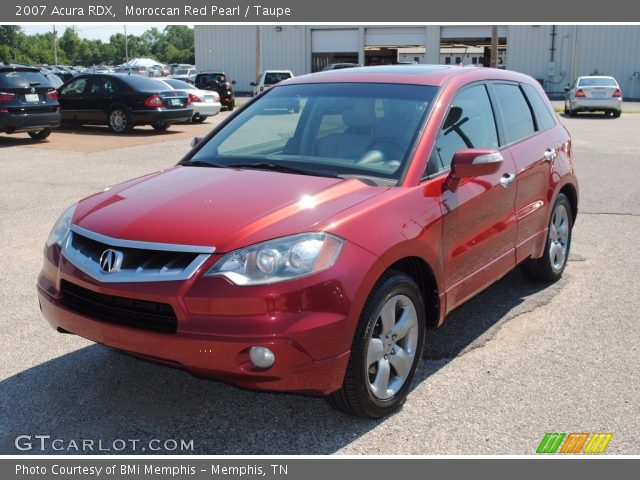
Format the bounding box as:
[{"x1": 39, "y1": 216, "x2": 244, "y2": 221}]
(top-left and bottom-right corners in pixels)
[
  {"x1": 196, "y1": 26, "x2": 640, "y2": 98},
  {"x1": 507, "y1": 25, "x2": 640, "y2": 97},
  {"x1": 195, "y1": 26, "x2": 306, "y2": 94}
]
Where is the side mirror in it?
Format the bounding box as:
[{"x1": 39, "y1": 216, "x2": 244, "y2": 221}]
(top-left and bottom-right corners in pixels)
[
  {"x1": 446, "y1": 149, "x2": 503, "y2": 192},
  {"x1": 564, "y1": 87, "x2": 570, "y2": 92},
  {"x1": 190, "y1": 136, "x2": 204, "y2": 148},
  {"x1": 231, "y1": 80, "x2": 236, "y2": 85},
  {"x1": 250, "y1": 82, "x2": 256, "y2": 86}
]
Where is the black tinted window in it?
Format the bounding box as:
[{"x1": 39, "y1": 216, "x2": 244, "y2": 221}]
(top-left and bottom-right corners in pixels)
[
  {"x1": 120, "y1": 75, "x2": 168, "y2": 91},
  {"x1": 522, "y1": 83, "x2": 556, "y2": 131},
  {"x1": 427, "y1": 84, "x2": 498, "y2": 175},
  {"x1": 60, "y1": 77, "x2": 88, "y2": 97},
  {"x1": 0, "y1": 70, "x2": 49, "y2": 87},
  {"x1": 264, "y1": 72, "x2": 292, "y2": 85},
  {"x1": 493, "y1": 83, "x2": 535, "y2": 144}
]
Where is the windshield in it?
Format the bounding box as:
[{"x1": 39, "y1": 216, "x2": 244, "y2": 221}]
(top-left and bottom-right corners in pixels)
[{"x1": 187, "y1": 83, "x2": 437, "y2": 182}]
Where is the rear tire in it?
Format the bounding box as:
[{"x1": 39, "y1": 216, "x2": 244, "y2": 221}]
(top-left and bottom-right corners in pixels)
[
  {"x1": 569, "y1": 107, "x2": 577, "y2": 117},
  {"x1": 521, "y1": 193, "x2": 573, "y2": 282},
  {"x1": 326, "y1": 271, "x2": 425, "y2": 418},
  {"x1": 192, "y1": 115, "x2": 207, "y2": 123},
  {"x1": 27, "y1": 128, "x2": 51, "y2": 140},
  {"x1": 151, "y1": 121, "x2": 170, "y2": 131},
  {"x1": 612, "y1": 110, "x2": 621, "y2": 118},
  {"x1": 108, "y1": 108, "x2": 133, "y2": 133}
]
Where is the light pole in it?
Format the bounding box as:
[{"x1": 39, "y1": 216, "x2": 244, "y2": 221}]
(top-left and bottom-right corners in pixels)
[
  {"x1": 53, "y1": 25, "x2": 58, "y2": 65},
  {"x1": 124, "y1": 25, "x2": 129, "y2": 63}
]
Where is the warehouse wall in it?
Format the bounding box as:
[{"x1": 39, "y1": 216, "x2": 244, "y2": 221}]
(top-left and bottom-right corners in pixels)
[
  {"x1": 195, "y1": 26, "x2": 306, "y2": 94},
  {"x1": 507, "y1": 25, "x2": 640, "y2": 98}
]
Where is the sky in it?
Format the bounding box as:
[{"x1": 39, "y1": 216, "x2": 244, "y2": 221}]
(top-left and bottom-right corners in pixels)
[{"x1": 21, "y1": 25, "x2": 176, "y2": 42}]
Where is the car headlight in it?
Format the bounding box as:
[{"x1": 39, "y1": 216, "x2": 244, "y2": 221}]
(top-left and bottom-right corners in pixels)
[
  {"x1": 205, "y1": 233, "x2": 344, "y2": 286},
  {"x1": 45, "y1": 203, "x2": 77, "y2": 248}
]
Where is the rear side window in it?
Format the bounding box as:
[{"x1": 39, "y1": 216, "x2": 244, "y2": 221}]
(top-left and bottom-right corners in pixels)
[
  {"x1": 427, "y1": 84, "x2": 499, "y2": 175},
  {"x1": 0, "y1": 70, "x2": 50, "y2": 87},
  {"x1": 493, "y1": 83, "x2": 535, "y2": 144},
  {"x1": 522, "y1": 83, "x2": 556, "y2": 132}
]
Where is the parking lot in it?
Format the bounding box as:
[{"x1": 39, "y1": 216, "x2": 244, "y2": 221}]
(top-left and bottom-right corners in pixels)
[{"x1": 0, "y1": 110, "x2": 638, "y2": 455}]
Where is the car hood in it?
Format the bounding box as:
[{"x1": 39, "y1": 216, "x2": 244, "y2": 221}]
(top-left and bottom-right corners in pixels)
[{"x1": 73, "y1": 165, "x2": 387, "y2": 252}]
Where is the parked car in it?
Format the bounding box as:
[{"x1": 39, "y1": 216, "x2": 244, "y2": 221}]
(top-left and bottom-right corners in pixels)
[
  {"x1": 57, "y1": 73, "x2": 193, "y2": 133},
  {"x1": 564, "y1": 75, "x2": 622, "y2": 117},
  {"x1": 0, "y1": 63, "x2": 60, "y2": 140},
  {"x1": 38, "y1": 66, "x2": 578, "y2": 418},
  {"x1": 322, "y1": 63, "x2": 361, "y2": 71},
  {"x1": 43, "y1": 73, "x2": 64, "y2": 89},
  {"x1": 160, "y1": 78, "x2": 221, "y2": 122},
  {"x1": 251, "y1": 69, "x2": 294, "y2": 96},
  {"x1": 194, "y1": 71, "x2": 235, "y2": 110}
]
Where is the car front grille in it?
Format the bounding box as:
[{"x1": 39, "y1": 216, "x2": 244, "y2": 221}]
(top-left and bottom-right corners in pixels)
[
  {"x1": 61, "y1": 226, "x2": 214, "y2": 283},
  {"x1": 61, "y1": 280, "x2": 178, "y2": 333}
]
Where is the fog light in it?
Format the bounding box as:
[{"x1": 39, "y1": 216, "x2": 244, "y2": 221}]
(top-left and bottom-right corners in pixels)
[{"x1": 249, "y1": 346, "x2": 275, "y2": 368}]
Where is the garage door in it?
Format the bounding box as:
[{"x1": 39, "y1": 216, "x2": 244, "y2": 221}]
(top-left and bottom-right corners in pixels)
[
  {"x1": 365, "y1": 27, "x2": 426, "y2": 46},
  {"x1": 311, "y1": 29, "x2": 359, "y2": 53}
]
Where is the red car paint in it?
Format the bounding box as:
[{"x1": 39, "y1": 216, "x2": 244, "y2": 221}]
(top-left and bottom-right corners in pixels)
[{"x1": 38, "y1": 66, "x2": 578, "y2": 396}]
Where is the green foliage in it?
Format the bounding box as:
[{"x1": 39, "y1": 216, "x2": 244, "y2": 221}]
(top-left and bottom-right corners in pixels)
[{"x1": 1, "y1": 25, "x2": 195, "y2": 66}]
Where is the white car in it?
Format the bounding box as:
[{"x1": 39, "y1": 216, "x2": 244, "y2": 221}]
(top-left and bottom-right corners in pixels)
[
  {"x1": 251, "y1": 70, "x2": 294, "y2": 96},
  {"x1": 564, "y1": 76, "x2": 622, "y2": 117},
  {"x1": 160, "y1": 79, "x2": 221, "y2": 123}
]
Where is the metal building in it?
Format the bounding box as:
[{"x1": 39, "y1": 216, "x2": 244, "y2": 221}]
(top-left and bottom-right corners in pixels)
[{"x1": 195, "y1": 25, "x2": 640, "y2": 98}]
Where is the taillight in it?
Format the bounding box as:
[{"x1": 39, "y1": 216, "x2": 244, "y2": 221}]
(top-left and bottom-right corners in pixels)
[
  {"x1": 188, "y1": 93, "x2": 201, "y2": 103},
  {"x1": 0, "y1": 92, "x2": 15, "y2": 103},
  {"x1": 613, "y1": 89, "x2": 622, "y2": 97},
  {"x1": 575, "y1": 89, "x2": 586, "y2": 97},
  {"x1": 144, "y1": 94, "x2": 164, "y2": 107},
  {"x1": 47, "y1": 90, "x2": 59, "y2": 101}
]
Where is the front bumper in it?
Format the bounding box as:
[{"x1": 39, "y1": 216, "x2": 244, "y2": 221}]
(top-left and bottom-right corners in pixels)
[
  {"x1": 37, "y1": 240, "x2": 378, "y2": 395},
  {"x1": 570, "y1": 97, "x2": 622, "y2": 112},
  {"x1": 0, "y1": 110, "x2": 61, "y2": 133},
  {"x1": 130, "y1": 108, "x2": 194, "y2": 125}
]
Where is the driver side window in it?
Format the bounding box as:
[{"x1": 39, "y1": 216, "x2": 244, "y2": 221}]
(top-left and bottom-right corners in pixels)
[{"x1": 426, "y1": 84, "x2": 499, "y2": 176}]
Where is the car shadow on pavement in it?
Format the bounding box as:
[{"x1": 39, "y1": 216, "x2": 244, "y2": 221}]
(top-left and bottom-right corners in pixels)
[
  {"x1": 0, "y1": 269, "x2": 560, "y2": 455},
  {"x1": 56, "y1": 125, "x2": 185, "y2": 137}
]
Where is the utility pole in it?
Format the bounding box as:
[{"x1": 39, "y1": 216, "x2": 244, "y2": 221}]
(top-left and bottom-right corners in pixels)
[
  {"x1": 124, "y1": 25, "x2": 129, "y2": 63},
  {"x1": 53, "y1": 25, "x2": 58, "y2": 65},
  {"x1": 256, "y1": 25, "x2": 262, "y2": 80},
  {"x1": 490, "y1": 25, "x2": 498, "y2": 68}
]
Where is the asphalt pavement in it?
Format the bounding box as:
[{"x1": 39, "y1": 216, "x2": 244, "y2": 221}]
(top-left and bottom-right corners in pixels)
[{"x1": 0, "y1": 110, "x2": 638, "y2": 455}]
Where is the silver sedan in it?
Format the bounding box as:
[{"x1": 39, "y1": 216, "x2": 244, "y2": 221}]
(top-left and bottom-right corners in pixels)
[
  {"x1": 160, "y1": 79, "x2": 222, "y2": 123},
  {"x1": 564, "y1": 76, "x2": 622, "y2": 117}
]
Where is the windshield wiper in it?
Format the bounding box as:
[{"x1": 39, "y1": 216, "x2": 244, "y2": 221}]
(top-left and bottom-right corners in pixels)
[
  {"x1": 226, "y1": 162, "x2": 339, "y2": 178},
  {"x1": 180, "y1": 160, "x2": 226, "y2": 168}
]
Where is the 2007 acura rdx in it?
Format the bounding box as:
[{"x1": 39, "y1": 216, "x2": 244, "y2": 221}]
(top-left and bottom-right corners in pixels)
[{"x1": 38, "y1": 66, "x2": 578, "y2": 418}]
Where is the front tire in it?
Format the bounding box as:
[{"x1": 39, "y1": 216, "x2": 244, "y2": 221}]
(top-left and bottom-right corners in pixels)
[
  {"x1": 327, "y1": 272, "x2": 425, "y2": 418},
  {"x1": 521, "y1": 193, "x2": 573, "y2": 282},
  {"x1": 28, "y1": 128, "x2": 51, "y2": 140}
]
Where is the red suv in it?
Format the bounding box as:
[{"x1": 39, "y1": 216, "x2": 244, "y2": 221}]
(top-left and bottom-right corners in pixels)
[{"x1": 38, "y1": 66, "x2": 578, "y2": 418}]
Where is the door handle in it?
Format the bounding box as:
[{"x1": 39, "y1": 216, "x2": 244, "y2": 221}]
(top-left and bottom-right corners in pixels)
[
  {"x1": 544, "y1": 148, "x2": 557, "y2": 162},
  {"x1": 500, "y1": 172, "x2": 516, "y2": 188}
]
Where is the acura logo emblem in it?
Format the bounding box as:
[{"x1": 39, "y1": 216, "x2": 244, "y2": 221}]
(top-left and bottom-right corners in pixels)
[{"x1": 99, "y1": 249, "x2": 123, "y2": 273}]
